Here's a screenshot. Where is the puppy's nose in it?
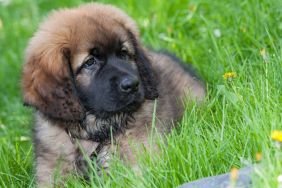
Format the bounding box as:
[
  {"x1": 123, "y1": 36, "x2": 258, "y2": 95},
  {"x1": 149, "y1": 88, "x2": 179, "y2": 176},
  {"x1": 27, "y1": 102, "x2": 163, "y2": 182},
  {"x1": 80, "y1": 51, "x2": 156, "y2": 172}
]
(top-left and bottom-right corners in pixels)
[{"x1": 120, "y1": 76, "x2": 139, "y2": 93}]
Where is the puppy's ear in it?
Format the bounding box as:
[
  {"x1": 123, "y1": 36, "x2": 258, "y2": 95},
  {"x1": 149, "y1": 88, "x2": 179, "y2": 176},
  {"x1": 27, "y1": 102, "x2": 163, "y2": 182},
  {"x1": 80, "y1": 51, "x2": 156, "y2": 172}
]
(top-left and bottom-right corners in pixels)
[
  {"x1": 22, "y1": 45, "x2": 85, "y2": 122},
  {"x1": 135, "y1": 47, "x2": 159, "y2": 100},
  {"x1": 128, "y1": 31, "x2": 158, "y2": 100}
]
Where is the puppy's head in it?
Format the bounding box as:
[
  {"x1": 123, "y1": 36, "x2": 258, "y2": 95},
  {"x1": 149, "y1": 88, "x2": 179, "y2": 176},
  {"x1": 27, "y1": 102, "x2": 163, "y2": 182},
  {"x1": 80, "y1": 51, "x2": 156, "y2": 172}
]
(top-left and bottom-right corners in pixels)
[{"x1": 22, "y1": 3, "x2": 158, "y2": 122}]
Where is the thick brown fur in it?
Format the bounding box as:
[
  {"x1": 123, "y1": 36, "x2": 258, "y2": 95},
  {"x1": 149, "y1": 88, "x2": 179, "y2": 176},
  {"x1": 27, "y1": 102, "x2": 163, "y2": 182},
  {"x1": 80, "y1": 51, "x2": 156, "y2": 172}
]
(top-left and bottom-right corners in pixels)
[{"x1": 21, "y1": 3, "x2": 205, "y2": 187}]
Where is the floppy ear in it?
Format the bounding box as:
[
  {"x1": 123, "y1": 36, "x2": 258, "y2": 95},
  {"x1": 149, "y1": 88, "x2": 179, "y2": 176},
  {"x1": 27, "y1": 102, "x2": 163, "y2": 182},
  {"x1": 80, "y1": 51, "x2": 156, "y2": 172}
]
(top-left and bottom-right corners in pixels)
[
  {"x1": 135, "y1": 47, "x2": 159, "y2": 100},
  {"x1": 127, "y1": 31, "x2": 159, "y2": 100},
  {"x1": 22, "y1": 46, "x2": 85, "y2": 122}
]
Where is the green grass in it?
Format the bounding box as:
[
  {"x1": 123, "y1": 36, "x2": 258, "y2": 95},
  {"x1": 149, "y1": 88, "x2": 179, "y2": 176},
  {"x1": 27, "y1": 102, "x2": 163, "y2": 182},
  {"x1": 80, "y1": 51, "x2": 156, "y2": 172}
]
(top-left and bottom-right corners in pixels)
[{"x1": 0, "y1": 0, "x2": 281, "y2": 187}]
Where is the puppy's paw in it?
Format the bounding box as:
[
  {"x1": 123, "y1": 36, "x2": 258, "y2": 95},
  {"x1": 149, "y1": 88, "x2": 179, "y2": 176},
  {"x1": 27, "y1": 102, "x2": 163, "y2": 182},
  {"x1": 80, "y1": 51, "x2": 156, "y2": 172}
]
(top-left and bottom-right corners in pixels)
[
  {"x1": 98, "y1": 144, "x2": 114, "y2": 169},
  {"x1": 91, "y1": 144, "x2": 116, "y2": 175}
]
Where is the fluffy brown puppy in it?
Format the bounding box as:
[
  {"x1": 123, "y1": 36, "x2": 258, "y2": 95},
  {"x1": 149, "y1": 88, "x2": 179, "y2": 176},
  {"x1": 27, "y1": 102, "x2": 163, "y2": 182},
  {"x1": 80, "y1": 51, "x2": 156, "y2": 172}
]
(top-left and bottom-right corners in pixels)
[{"x1": 22, "y1": 3, "x2": 205, "y2": 186}]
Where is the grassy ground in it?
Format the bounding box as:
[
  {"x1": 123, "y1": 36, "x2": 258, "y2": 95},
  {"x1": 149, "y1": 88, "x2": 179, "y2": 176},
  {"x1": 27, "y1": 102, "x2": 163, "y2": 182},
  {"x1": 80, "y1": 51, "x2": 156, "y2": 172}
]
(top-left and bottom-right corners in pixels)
[{"x1": 0, "y1": 0, "x2": 281, "y2": 187}]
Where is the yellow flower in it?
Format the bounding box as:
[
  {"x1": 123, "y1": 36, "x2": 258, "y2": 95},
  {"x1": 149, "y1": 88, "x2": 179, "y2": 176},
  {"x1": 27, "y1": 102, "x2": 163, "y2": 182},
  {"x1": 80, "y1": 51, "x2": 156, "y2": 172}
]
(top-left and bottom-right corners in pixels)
[
  {"x1": 255, "y1": 152, "x2": 262, "y2": 161},
  {"x1": 230, "y1": 167, "x2": 238, "y2": 181},
  {"x1": 271, "y1": 130, "x2": 282, "y2": 142},
  {"x1": 223, "y1": 72, "x2": 237, "y2": 80},
  {"x1": 260, "y1": 48, "x2": 266, "y2": 56}
]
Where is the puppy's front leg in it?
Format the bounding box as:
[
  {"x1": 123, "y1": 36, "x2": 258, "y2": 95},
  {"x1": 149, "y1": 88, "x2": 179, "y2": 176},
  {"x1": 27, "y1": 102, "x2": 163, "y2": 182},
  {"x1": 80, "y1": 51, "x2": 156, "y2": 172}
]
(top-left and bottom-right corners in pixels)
[
  {"x1": 34, "y1": 115, "x2": 99, "y2": 187},
  {"x1": 35, "y1": 135, "x2": 76, "y2": 187}
]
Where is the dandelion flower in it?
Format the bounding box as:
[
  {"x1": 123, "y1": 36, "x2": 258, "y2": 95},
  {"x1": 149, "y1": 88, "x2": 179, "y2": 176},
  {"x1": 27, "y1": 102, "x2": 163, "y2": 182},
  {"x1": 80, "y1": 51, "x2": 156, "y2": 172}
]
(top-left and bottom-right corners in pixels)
[
  {"x1": 255, "y1": 152, "x2": 262, "y2": 161},
  {"x1": 271, "y1": 130, "x2": 282, "y2": 142},
  {"x1": 223, "y1": 72, "x2": 237, "y2": 81},
  {"x1": 230, "y1": 167, "x2": 238, "y2": 181}
]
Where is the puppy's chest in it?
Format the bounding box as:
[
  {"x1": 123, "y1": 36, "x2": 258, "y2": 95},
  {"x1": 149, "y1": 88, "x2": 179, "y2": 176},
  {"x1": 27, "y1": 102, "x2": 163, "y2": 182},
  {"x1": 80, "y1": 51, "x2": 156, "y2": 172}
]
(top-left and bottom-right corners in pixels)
[{"x1": 68, "y1": 113, "x2": 132, "y2": 143}]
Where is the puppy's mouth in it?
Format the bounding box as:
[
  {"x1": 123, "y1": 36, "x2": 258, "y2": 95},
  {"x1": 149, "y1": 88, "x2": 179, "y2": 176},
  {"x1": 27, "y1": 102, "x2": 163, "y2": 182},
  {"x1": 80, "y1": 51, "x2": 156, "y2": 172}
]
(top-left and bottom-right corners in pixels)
[
  {"x1": 90, "y1": 97, "x2": 143, "y2": 119},
  {"x1": 87, "y1": 94, "x2": 145, "y2": 119}
]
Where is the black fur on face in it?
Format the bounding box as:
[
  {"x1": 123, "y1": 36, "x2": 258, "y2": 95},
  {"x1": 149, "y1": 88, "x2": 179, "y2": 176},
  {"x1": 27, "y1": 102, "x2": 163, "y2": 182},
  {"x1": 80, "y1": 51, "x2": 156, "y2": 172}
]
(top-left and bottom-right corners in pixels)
[{"x1": 74, "y1": 38, "x2": 148, "y2": 119}]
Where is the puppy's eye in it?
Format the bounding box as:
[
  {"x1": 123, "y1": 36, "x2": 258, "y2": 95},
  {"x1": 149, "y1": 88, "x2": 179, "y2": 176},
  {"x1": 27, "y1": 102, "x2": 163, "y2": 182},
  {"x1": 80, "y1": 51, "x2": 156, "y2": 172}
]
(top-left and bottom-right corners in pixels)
[
  {"x1": 120, "y1": 47, "x2": 129, "y2": 59},
  {"x1": 83, "y1": 56, "x2": 97, "y2": 69}
]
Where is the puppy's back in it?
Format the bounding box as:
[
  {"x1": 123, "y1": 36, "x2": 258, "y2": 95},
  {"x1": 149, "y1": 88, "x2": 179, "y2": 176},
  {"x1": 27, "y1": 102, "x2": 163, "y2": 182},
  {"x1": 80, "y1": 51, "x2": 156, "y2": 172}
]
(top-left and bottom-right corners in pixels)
[{"x1": 149, "y1": 50, "x2": 205, "y2": 102}]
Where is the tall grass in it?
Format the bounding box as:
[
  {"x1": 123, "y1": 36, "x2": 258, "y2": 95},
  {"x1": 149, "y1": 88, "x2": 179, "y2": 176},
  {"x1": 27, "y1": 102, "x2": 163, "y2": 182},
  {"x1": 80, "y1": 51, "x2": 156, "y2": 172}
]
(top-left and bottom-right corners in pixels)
[{"x1": 0, "y1": 0, "x2": 281, "y2": 187}]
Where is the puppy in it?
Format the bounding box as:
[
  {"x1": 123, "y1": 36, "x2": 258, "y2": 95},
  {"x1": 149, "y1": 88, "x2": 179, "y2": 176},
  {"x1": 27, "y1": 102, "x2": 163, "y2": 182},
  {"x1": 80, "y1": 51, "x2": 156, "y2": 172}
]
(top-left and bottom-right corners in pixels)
[{"x1": 21, "y1": 3, "x2": 205, "y2": 186}]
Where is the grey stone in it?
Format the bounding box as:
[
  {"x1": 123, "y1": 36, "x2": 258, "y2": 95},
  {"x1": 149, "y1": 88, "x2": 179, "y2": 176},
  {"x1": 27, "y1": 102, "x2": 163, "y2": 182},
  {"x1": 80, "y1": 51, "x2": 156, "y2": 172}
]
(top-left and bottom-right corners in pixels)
[{"x1": 179, "y1": 166, "x2": 253, "y2": 188}]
